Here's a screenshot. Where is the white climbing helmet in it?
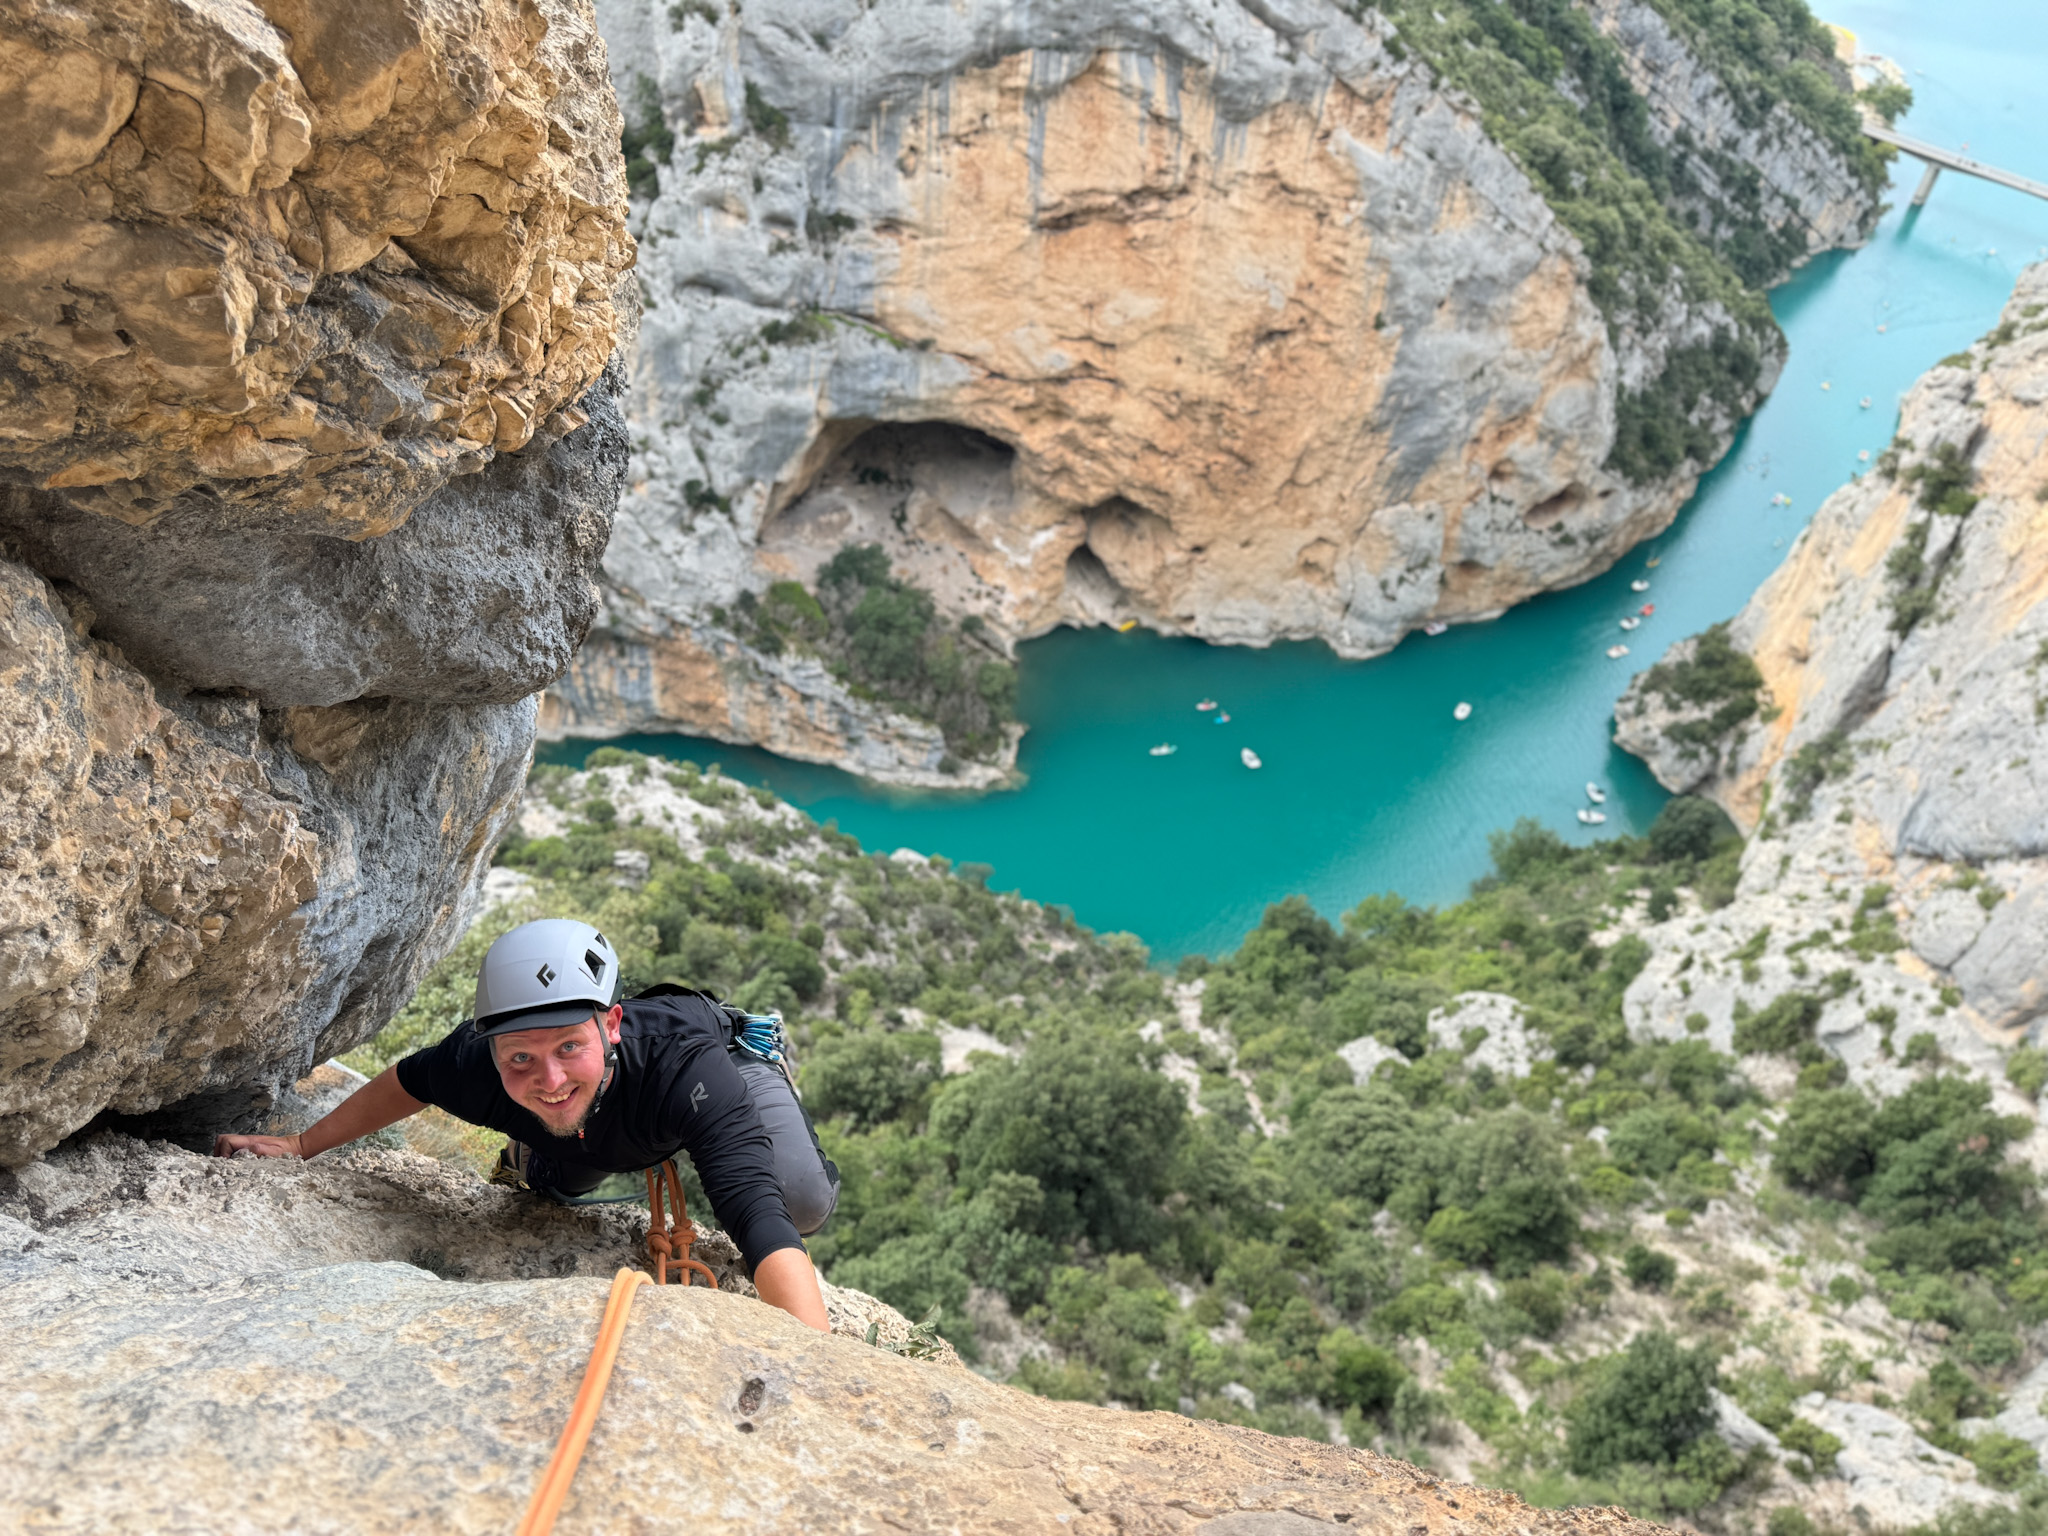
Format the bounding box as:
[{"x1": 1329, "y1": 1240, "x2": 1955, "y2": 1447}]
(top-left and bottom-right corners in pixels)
[{"x1": 472, "y1": 918, "x2": 620, "y2": 1037}]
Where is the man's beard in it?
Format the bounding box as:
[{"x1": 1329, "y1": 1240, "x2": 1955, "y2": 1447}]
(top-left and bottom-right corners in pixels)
[{"x1": 532, "y1": 1060, "x2": 613, "y2": 1138}]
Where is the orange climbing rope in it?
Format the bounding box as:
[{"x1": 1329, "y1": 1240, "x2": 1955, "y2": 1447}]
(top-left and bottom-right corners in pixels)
[
  {"x1": 515, "y1": 1161, "x2": 718, "y2": 1536},
  {"x1": 514, "y1": 1266, "x2": 650, "y2": 1536}
]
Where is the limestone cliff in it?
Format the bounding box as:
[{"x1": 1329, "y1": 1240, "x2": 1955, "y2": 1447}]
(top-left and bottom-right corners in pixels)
[
  {"x1": 0, "y1": 1133, "x2": 1666, "y2": 1535},
  {"x1": 0, "y1": 0, "x2": 634, "y2": 1164},
  {"x1": 1616, "y1": 263, "x2": 2048, "y2": 1072},
  {"x1": 544, "y1": 0, "x2": 1879, "y2": 783}
]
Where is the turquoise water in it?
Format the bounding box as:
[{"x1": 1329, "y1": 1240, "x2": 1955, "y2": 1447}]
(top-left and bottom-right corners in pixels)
[{"x1": 546, "y1": 1, "x2": 2048, "y2": 959}]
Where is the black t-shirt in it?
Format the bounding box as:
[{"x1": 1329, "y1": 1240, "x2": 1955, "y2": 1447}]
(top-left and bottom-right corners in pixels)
[{"x1": 395, "y1": 991, "x2": 802, "y2": 1273}]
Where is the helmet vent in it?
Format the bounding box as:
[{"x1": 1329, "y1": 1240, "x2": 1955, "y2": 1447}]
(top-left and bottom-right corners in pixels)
[{"x1": 585, "y1": 950, "x2": 607, "y2": 980}]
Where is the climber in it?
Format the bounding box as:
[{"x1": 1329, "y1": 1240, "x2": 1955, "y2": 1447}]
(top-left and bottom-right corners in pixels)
[{"x1": 213, "y1": 918, "x2": 836, "y2": 1332}]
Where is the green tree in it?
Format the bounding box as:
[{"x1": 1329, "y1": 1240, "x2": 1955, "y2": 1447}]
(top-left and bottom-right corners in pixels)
[
  {"x1": 1568, "y1": 1330, "x2": 1721, "y2": 1475},
  {"x1": 801, "y1": 1031, "x2": 941, "y2": 1129},
  {"x1": 933, "y1": 1031, "x2": 1187, "y2": 1252}
]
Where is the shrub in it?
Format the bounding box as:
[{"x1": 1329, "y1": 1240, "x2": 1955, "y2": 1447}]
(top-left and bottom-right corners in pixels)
[
  {"x1": 620, "y1": 75, "x2": 674, "y2": 200},
  {"x1": 742, "y1": 80, "x2": 791, "y2": 149},
  {"x1": 1734, "y1": 991, "x2": 1823, "y2": 1055},
  {"x1": 1775, "y1": 1085, "x2": 1876, "y2": 1193},
  {"x1": 1567, "y1": 1330, "x2": 1721, "y2": 1475},
  {"x1": 1778, "y1": 1416, "x2": 1844, "y2": 1478},
  {"x1": 1641, "y1": 628, "x2": 1765, "y2": 754},
  {"x1": 1970, "y1": 1430, "x2": 2040, "y2": 1491},
  {"x1": 759, "y1": 544, "x2": 1018, "y2": 760},
  {"x1": 1623, "y1": 1242, "x2": 1678, "y2": 1291},
  {"x1": 932, "y1": 1031, "x2": 1187, "y2": 1252},
  {"x1": 2007, "y1": 1045, "x2": 2048, "y2": 1101},
  {"x1": 1319, "y1": 1329, "x2": 1408, "y2": 1414},
  {"x1": 1609, "y1": 1103, "x2": 1719, "y2": 1178}
]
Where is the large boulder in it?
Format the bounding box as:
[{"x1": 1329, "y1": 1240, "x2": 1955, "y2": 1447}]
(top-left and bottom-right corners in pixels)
[
  {"x1": 0, "y1": 0, "x2": 636, "y2": 1163},
  {"x1": 0, "y1": 1139, "x2": 1663, "y2": 1535}
]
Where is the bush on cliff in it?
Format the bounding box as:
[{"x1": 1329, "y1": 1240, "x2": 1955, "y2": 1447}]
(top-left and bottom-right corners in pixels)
[{"x1": 731, "y1": 544, "x2": 1018, "y2": 764}]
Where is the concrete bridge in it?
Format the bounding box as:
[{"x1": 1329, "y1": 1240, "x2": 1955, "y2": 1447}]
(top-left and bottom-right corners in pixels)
[{"x1": 1864, "y1": 123, "x2": 2048, "y2": 208}]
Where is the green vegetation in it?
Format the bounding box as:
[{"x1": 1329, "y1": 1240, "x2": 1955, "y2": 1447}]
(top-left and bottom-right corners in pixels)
[
  {"x1": 347, "y1": 757, "x2": 2048, "y2": 1525},
  {"x1": 1355, "y1": 0, "x2": 1873, "y2": 484},
  {"x1": 727, "y1": 545, "x2": 1017, "y2": 766},
  {"x1": 620, "y1": 75, "x2": 675, "y2": 202},
  {"x1": 744, "y1": 81, "x2": 792, "y2": 151},
  {"x1": 1907, "y1": 443, "x2": 1984, "y2": 519},
  {"x1": 1639, "y1": 622, "x2": 1766, "y2": 756},
  {"x1": 1886, "y1": 443, "x2": 1982, "y2": 636},
  {"x1": 1781, "y1": 729, "x2": 1853, "y2": 821}
]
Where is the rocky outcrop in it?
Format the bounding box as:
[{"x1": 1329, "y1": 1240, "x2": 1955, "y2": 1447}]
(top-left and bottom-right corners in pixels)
[
  {"x1": 1584, "y1": 0, "x2": 1878, "y2": 259},
  {"x1": 0, "y1": 0, "x2": 635, "y2": 1164},
  {"x1": 538, "y1": 0, "x2": 1876, "y2": 783},
  {"x1": 1616, "y1": 264, "x2": 2048, "y2": 1067},
  {"x1": 0, "y1": 1135, "x2": 1664, "y2": 1536}
]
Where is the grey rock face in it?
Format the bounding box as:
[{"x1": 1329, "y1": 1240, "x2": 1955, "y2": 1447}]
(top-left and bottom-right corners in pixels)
[
  {"x1": 0, "y1": 0, "x2": 635, "y2": 1161},
  {"x1": 0, "y1": 1141, "x2": 1653, "y2": 1536},
  {"x1": 2, "y1": 357, "x2": 629, "y2": 707},
  {"x1": 1618, "y1": 265, "x2": 2048, "y2": 1057},
  {"x1": 0, "y1": 559, "x2": 542, "y2": 1164},
  {"x1": 552, "y1": 0, "x2": 1873, "y2": 782},
  {"x1": 1584, "y1": 0, "x2": 1878, "y2": 258}
]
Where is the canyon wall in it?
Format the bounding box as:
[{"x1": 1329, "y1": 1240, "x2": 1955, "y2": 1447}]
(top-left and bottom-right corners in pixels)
[
  {"x1": 0, "y1": 0, "x2": 634, "y2": 1165},
  {"x1": 549, "y1": 0, "x2": 1879, "y2": 783},
  {"x1": 1617, "y1": 264, "x2": 2048, "y2": 1072}
]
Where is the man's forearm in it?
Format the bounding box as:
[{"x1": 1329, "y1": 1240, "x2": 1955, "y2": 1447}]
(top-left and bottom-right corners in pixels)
[
  {"x1": 298, "y1": 1066, "x2": 427, "y2": 1157},
  {"x1": 752, "y1": 1246, "x2": 830, "y2": 1332}
]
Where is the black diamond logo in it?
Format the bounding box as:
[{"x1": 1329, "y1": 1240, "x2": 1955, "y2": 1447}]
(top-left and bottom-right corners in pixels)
[{"x1": 536, "y1": 963, "x2": 557, "y2": 987}]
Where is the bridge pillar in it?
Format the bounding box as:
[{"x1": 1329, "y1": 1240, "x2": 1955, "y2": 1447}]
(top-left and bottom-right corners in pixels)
[{"x1": 1911, "y1": 161, "x2": 1942, "y2": 207}]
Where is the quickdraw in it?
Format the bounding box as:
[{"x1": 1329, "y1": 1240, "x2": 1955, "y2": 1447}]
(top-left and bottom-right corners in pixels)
[{"x1": 643, "y1": 1157, "x2": 717, "y2": 1288}]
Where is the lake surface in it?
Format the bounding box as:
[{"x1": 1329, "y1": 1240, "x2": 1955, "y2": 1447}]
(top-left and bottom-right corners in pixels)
[{"x1": 544, "y1": 0, "x2": 2048, "y2": 959}]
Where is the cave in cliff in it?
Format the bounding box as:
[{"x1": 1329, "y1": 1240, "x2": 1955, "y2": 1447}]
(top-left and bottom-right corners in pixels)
[{"x1": 760, "y1": 419, "x2": 1038, "y2": 631}]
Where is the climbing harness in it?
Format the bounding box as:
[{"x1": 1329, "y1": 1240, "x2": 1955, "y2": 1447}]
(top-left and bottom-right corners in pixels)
[
  {"x1": 513, "y1": 1267, "x2": 650, "y2": 1536},
  {"x1": 643, "y1": 1157, "x2": 718, "y2": 1289}
]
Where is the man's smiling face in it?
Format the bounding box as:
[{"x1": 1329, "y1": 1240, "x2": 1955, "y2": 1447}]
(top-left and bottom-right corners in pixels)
[{"x1": 489, "y1": 1005, "x2": 624, "y2": 1135}]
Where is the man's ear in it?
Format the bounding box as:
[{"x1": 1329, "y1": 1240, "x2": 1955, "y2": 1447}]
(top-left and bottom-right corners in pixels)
[{"x1": 601, "y1": 1004, "x2": 625, "y2": 1044}]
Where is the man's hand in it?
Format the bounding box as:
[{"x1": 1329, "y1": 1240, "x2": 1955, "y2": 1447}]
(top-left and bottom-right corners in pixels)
[
  {"x1": 210, "y1": 1065, "x2": 427, "y2": 1162},
  {"x1": 213, "y1": 1132, "x2": 306, "y2": 1159}
]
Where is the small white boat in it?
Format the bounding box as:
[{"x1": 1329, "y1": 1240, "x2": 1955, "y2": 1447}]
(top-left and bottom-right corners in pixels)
[
  {"x1": 1423, "y1": 621, "x2": 1448, "y2": 637},
  {"x1": 1196, "y1": 699, "x2": 1217, "y2": 711},
  {"x1": 1878, "y1": 324, "x2": 1888, "y2": 333},
  {"x1": 1630, "y1": 579, "x2": 1650, "y2": 593},
  {"x1": 1586, "y1": 783, "x2": 1606, "y2": 804},
  {"x1": 1821, "y1": 380, "x2": 1832, "y2": 391},
  {"x1": 1859, "y1": 396, "x2": 1873, "y2": 409},
  {"x1": 1453, "y1": 701, "x2": 1473, "y2": 722},
  {"x1": 1619, "y1": 616, "x2": 1640, "y2": 631},
  {"x1": 1241, "y1": 747, "x2": 1262, "y2": 770},
  {"x1": 1857, "y1": 450, "x2": 1871, "y2": 462},
  {"x1": 1149, "y1": 744, "x2": 1177, "y2": 757},
  {"x1": 1606, "y1": 644, "x2": 1631, "y2": 659},
  {"x1": 1577, "y1": 808, "x2": 1607, "y2": 826}
]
